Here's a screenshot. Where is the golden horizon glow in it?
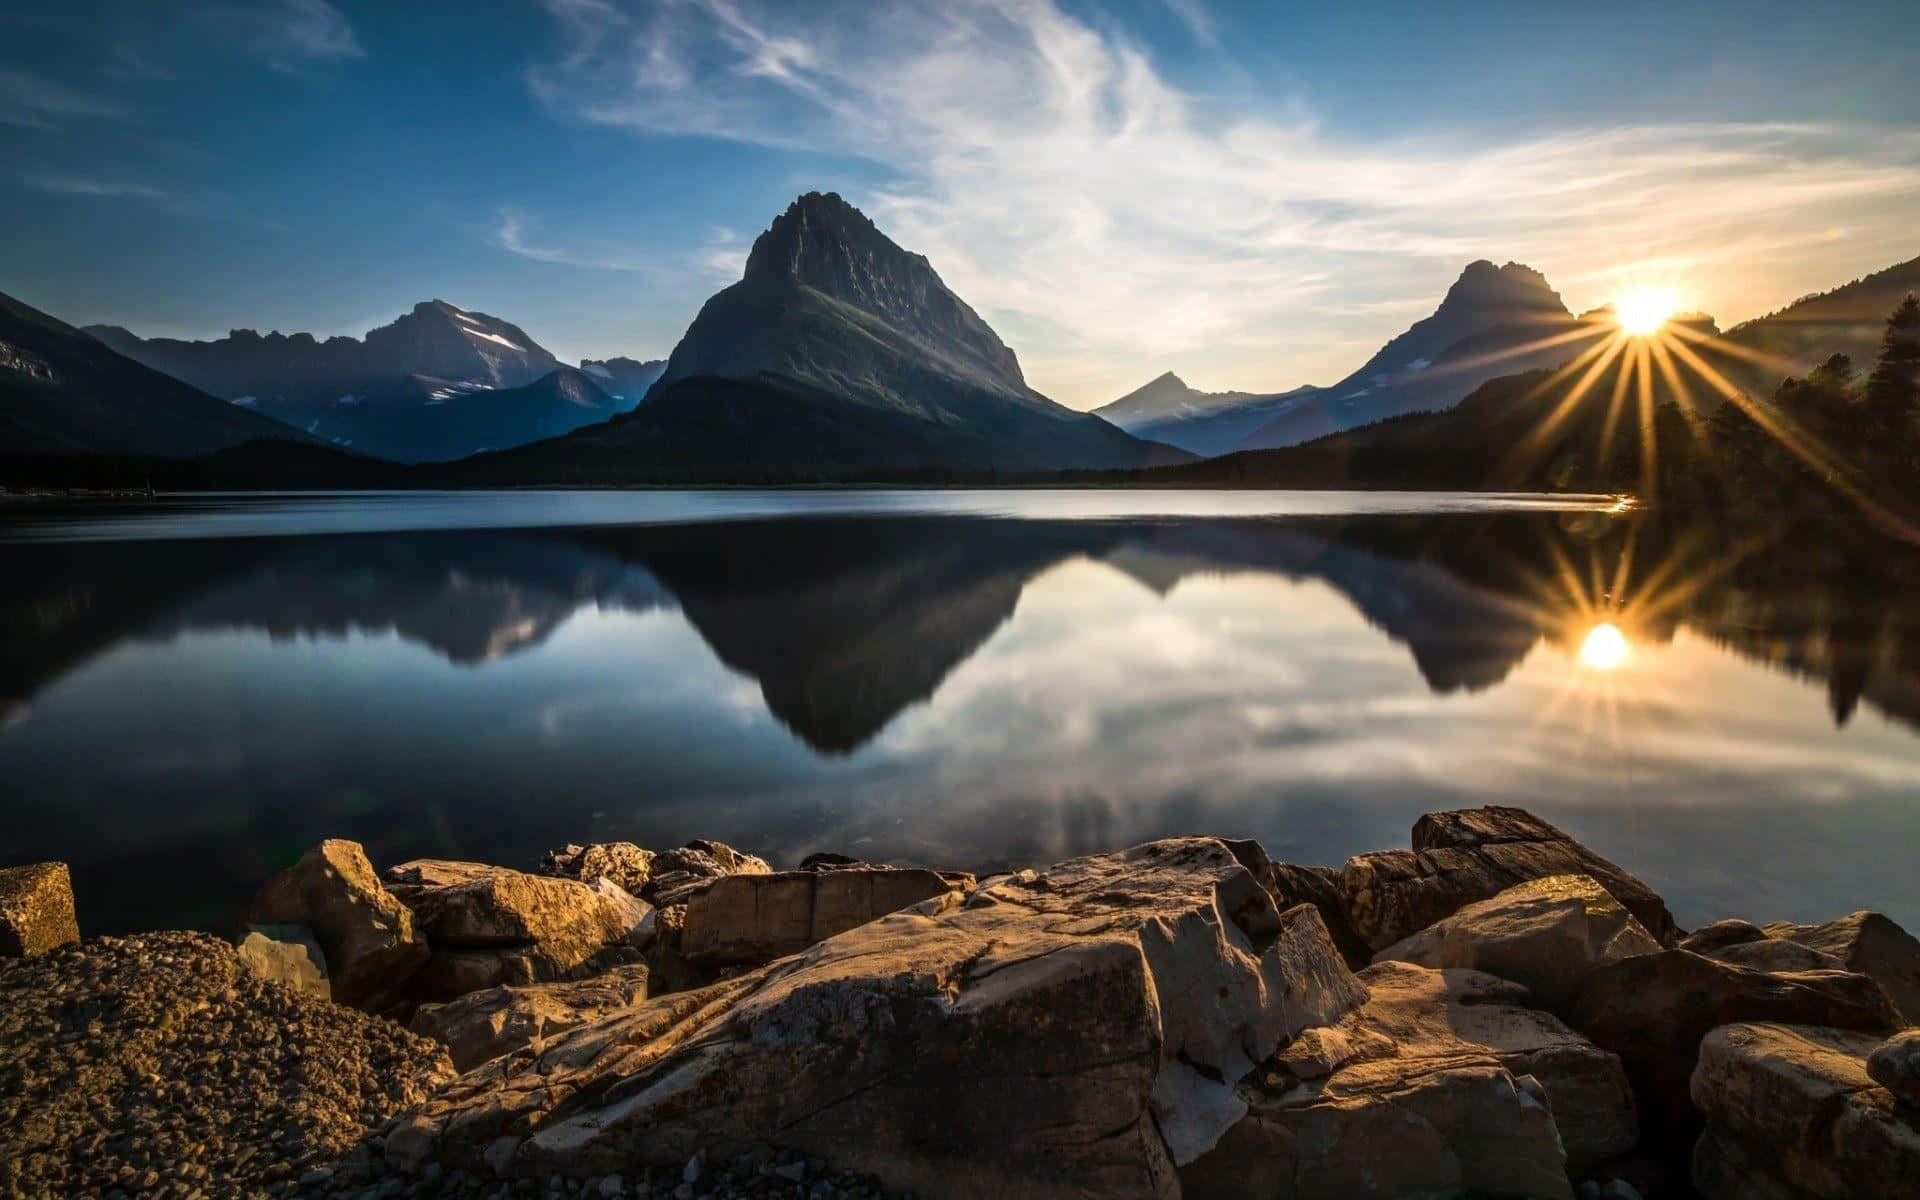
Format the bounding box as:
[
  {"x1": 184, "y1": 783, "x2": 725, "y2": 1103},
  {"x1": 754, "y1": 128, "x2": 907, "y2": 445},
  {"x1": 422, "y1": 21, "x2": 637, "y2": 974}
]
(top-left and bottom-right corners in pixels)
[
  {"x1": 1578, "y1": 622, "x2": 1631, "y2": 670},
  {"x1": 1614, "y1": 286, "x2": 1682, "y2": 336}
]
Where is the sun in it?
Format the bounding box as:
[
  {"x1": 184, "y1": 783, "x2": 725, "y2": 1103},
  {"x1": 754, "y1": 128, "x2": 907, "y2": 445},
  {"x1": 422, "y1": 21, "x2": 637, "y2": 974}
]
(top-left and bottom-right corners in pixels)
[
  {"x1": 1578, "y1": 622, "x2": 1631, "y2": 671},
  {"x1": 1614, "y1": 286, "x2": 1681, "y2": 336}
]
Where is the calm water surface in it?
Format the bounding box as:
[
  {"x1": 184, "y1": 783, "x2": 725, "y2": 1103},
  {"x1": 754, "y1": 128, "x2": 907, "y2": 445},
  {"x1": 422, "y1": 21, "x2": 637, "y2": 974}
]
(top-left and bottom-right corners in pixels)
[{"x1": 3, "y1": 489, "x2": 1916, "y2": 934}]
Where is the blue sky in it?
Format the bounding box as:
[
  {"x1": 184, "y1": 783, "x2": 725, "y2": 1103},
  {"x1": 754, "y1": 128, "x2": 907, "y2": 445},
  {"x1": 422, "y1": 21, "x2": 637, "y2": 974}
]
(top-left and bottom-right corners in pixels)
[{"x1": 3, "y1": 0, "x2": 1918, "y2": 407}]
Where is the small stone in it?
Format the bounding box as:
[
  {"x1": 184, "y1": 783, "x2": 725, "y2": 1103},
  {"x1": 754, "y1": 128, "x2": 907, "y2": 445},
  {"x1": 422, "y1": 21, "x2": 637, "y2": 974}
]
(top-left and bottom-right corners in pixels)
[
  {"x1": 773, "y1": 1162, "x2": 806, "y2": 1182},
  {"x1": 682, "y1": 1152, "x2": 703, "y2": 1184},
  {"x1": 598, "y1": 1176, "x2": 624, "y2": 1197}
]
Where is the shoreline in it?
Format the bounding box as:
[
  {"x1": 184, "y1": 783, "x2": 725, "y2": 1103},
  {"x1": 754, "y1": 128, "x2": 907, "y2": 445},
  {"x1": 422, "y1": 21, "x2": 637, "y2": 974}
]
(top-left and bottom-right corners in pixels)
[{"x1": 4, "y1": 807, "x2": 1917, "y2": 1199}]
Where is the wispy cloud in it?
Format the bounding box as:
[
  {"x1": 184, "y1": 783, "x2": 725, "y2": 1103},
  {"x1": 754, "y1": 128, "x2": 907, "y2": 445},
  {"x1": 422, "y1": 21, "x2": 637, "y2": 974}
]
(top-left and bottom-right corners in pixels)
[
  {"x1": 21, "y1": 172, "x2": 170, "y2": 200},
  {"x1": 205, "y1": 0, "x2": 365, "y2": 69},
  {"x1": 494, "y1": 208, "x2": 652, "y2": 272},
  {"x1": 529, "y1": 0, "x2": 1920, "y2": 405},
  {"x1": 0, "y1": 68, "x2": 125, "y2": 129}
]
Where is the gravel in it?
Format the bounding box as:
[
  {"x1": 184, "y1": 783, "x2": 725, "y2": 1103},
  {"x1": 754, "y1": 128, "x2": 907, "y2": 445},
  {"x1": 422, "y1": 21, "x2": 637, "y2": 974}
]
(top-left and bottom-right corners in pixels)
[
  {"x1": 0, "y1": 931, "x2": 902, "y2": 1200},
  {"x1": 0, "y1": 931, "x2": 453, "y2": 1199}
]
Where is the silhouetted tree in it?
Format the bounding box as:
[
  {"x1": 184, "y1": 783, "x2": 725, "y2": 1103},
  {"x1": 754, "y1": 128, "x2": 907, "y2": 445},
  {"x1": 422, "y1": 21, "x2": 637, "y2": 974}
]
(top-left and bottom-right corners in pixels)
[{"x1": 1865, "y1": 294, "x2": 1920, "y2": 441}]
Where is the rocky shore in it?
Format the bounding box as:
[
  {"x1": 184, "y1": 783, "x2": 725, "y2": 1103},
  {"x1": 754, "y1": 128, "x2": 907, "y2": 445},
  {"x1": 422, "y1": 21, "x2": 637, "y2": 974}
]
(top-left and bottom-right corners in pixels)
[{"x1": 3, "y1": 807, "x2": 1917, "y2": 1199}]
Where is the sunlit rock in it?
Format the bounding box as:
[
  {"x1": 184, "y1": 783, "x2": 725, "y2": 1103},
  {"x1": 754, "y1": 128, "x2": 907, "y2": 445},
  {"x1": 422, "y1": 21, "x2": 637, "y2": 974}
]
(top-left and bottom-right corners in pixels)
[
  {"x1": 244, "y1": 839, "x2": 427, "y2": 1011},
  {"x1": 1764, "y1": 911, "x2": 1920, "y2": 1025},
  {"x1": 0, "y1": 862, "x2": 79, "y2": 959}
]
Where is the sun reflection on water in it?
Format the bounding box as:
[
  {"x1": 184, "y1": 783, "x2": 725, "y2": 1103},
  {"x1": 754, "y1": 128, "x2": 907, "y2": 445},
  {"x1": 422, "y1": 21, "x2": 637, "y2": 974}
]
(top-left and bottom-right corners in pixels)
[{"x1": 1578, "y1": 622, "x2": 1631, "y2": 670}]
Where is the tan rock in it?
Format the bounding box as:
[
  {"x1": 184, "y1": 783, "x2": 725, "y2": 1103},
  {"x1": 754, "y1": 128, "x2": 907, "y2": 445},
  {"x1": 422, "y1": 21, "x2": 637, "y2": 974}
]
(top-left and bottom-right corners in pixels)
[
  {"x1": 385, "y1": 860, "x2": 635, "y2": 1003},
  {"x1": 245, "y1": 840, "x2": 427, "y2": 1011},
  {"x1": 681, "y1": 867, "x2": 964, "y2": 965},
  {"x1": 1690, "y1": 1022, "x2": 1920, "y2": 1199},
  {"x1": 1373, "y1": 874, "x2": 1661, "y2": 1009},
  {"x1": 1705, "y1": 937, "x2": 1846, "y2": 975},
  {"x1": 410, "y1": 964, "x2": 652, "y2": 1071},
  {"x1": 643, "y1": 841, "x2": 772, "y2": 906},
  {"x1": 1867, "y1": 1028, "x2": 1920, "y2": 1109},
  {"x1": 1679, "y1": 918, "x2": 1768, "y2": 955},
  {"x1": 235, "y1": 924, "x2": 330, "y2": 1001},
  {"x1": 0, "y1": 863, "x2": 79, "y2": 958},
  {"x1": 1568, "y1": 950, "x2": 1899, "y2": 1147},
  {"x1": 1256, "y1": 960, "x2": 1634, "y2": 1176},
  {"x1": 381, "y1": 838, "x2": 1367, "y2": 1197},
  {"x1": 1340, "y1": 806, "x2": 1678, "y2": 952},
  {"x1": 1765, "y1": 911, "x2": 1920, "y2": 1025},
  {"x1": 539, "y1": 842, "x2": 655, "y2": 897},
  {"x1": 1182, "y1": 1057, "x2": 1573, "y2": 1199},
  {"x1": 1221, "y1": 839, "x2": 1369, "y2": 969}
]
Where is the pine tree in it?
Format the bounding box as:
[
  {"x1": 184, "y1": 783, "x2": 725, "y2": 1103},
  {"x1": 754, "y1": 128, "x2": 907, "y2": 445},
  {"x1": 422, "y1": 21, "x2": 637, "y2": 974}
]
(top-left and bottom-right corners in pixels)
[{"x1": 1864, "y1": 294, "x2": 1920, "y2": 436}]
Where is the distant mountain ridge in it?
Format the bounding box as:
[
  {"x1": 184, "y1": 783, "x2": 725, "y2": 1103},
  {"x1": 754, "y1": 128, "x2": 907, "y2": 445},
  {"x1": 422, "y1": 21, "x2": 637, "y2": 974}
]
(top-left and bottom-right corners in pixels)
[
  {"x1": 465, "y1": 192, "x2": 1181, "y2": 480},
  {"x1": 84, "y1": 301, "x2": 632, "y2": 462},
  {"x1": 579, "y1": 357, "x2": 666, "y2": 404},
  {"x1": 0, "y1": 289, "x2": 311, "y2": 458},
  {"x1": 1099, "y1": 260, "x2": 1609, "y2": 456}
]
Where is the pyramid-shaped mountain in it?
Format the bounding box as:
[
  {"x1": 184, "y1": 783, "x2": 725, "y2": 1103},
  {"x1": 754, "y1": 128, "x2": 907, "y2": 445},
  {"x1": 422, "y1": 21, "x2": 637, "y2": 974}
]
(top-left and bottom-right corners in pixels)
[
  {"x1": 464, "y1": 193, "x2": 1179, "y2": 481},
  {"x1": 1234, "y1": 260, "x2": 1598, "y2": 451}
]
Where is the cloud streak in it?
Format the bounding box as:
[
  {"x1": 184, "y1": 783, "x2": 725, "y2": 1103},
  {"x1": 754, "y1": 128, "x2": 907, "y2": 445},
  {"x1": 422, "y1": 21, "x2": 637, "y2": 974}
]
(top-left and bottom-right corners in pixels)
[
  {"x1": 0, "y1": 68, "x2": 126, "y2": 129},
  {"x1": 529, "y1": 0, "x2": 1920, "y2": 405}
]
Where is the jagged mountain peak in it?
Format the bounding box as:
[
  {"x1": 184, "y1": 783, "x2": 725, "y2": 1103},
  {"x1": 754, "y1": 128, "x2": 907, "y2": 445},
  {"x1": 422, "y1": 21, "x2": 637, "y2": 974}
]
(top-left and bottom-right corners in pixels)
[
  {"x1": 1438, "y1": 260, "x2": 1566, "y2": 315},
  {"x1": 683, "y1": 190, "x2": 1027, "y2": 394}
]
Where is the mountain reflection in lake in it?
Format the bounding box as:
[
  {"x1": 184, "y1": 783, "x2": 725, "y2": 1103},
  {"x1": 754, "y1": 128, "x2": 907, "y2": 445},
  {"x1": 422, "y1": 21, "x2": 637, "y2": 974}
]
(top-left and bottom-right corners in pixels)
[{"x1": 4, "y1": 494, "x2": 1919, "y2": 936}]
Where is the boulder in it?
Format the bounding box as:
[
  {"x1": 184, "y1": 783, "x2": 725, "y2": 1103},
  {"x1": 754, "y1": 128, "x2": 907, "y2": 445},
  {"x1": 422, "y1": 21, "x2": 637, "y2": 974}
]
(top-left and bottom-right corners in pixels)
[
  {"x1": 1867, "y1": 1028, "x2": 1920, "y2": 1110},
  {"x1": 234, "y1": 924, "x2": 329, "y2": 1001},
  {"x1": 384, "y1": 861, "x2": 635, "y2": 1003},
  {"x1": 539, "y1": 842, "x2": 655, "y2": 897},
  {"x1": 1764, "y1": 911, "x2": 1920, "y2": 1025},
  {"x1": 381, "y1": 839, "x2": 1368, "y2": 1197},
  {"x1": 1372, "y1": 874, "x2": 1661, "y2": 1009},
  {"x1": 245, "y1": 839, "x2": 428, "y2": 1011},
  {"x1": 410, "y1": 963, "x2": 652, "y2": 1071},
  {"x1": 681, "y1": 867, "x2": 965, "y2": 965},
  {"x1": 1182, "y1": 1058, "x2": 1573, "y2": 1200},
  {"x1": 643, "y1": 841, "x2": 772, "y2": 906},
  {"x1": 1222, "y1": 839, "x2": 1369, "y2": 969},
  {"x1": 1212, "y1": 960, "x2": 1633, "y2": 1179},
  {"x1": 1679, "y1": 919, "x2": 1768, "y2": 955},
  {"x1": 1705, "y1": 937, "x2": 1846, "y2": 975},
  {"x1": 1341, "y1": 806, "x2": 1678, "y2": 952},
  {"x1": 1567, "y1": 950, "x2": 1899, "y2": 1146},
  {"x1": 0, "y1": 863, "x2": 79, "y2": 958},
  {"x1": 1690, "y1": 1022, "x2": 1920, "y2": 1199}
]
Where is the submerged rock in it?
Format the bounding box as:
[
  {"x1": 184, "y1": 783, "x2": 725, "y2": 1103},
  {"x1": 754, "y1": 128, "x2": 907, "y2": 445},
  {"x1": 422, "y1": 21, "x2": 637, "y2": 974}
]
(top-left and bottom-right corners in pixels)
[
  {"x1": 1690, "y1": 1022, "x2": 1920, "y2": 1199},
  {"x1": 0, "y1": 862, "x2": 79, "y2": 958},
  {"x1": 1339, "y1": 806, "x2": 1679, "y2": 952},
  {"x1": 382, "y1": 838, "x2": 1365, "y2": 1198},
  {"x1": 1372, "y1": 873, "x2": 1661, "y2": 1009},
  {"x1": 245, "y1": 839, "x2": 428, "y2": 1011},
  {"x1": 1764, "y1": 911, "x2": 1920, "y2": 1025}
]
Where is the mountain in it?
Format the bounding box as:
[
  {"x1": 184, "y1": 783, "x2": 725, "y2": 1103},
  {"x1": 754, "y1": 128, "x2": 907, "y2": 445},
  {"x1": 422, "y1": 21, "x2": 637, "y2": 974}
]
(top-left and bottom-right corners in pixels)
[
  {"x1": 579, "y1": 357, "x2": 666, "y2": 407},
  {"x1": 1233, "y1": 260, "x2": 1599, "y2": 451},
  {"x1": 1719, "y1": 254, "x2": 1920, "y2": 392},
  {"x1": 469, "y1": 192, "x2": 1177, "y2": 480},
  {"x1": 0, "y1": 289, "x2": 312, "y2": 457},
  {"x1": 285, "y1": 365, "x2": 630, "y2": 463},
  {"x1": 1092, "y1": 373, "x2": 1320, "y2": 457},
  {"x1": 85, "y1": 300, "x2": 578, "y2": 461}
]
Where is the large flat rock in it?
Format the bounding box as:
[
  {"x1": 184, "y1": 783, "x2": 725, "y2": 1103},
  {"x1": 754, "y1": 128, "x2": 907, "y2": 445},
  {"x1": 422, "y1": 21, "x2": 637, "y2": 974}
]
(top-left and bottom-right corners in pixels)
[
  {"x1": 1340, "y1": 806, "x2": 1678, "y2": 952},
  {"x1": 383, "y1": 838, "x2": 1367, "y2": 1199},
  {"x1": 410, "y1": 963, "x2": 653, "y2": 1071},
  {"x1": 1691, "y1": 1022, "x2": 1920, "y2": 1199}
]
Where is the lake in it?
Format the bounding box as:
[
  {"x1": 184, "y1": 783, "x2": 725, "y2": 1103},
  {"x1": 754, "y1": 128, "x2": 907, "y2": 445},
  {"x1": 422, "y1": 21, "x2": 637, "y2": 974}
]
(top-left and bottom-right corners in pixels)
[{"x1": 4, "y1": 489, "x2": 1918, "y2": 936}]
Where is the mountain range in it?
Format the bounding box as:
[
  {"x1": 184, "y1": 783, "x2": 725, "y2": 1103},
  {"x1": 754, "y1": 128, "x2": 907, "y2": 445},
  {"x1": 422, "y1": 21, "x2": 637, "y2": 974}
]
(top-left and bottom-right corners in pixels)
[
  {"x1": 2, "y1": 187, "x2": 1914, "y2": 484},
  {"x1": 84, "y1": 301, "x2": 659, "y2": 462},
  {"x1": 1097, "y1": 261, "x2": 1628, "y2": 456}
]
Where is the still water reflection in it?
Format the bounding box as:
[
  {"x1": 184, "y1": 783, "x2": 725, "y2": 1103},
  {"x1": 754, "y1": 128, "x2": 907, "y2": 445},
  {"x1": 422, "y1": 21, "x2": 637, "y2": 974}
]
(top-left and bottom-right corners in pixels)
[{"x1": 3, "y1": 491, "x2": 1917, "y2": 935}]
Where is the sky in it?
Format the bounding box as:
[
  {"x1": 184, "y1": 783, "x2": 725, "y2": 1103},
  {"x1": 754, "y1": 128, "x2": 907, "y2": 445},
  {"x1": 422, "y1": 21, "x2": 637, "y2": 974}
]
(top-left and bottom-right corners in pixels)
[{"x1": 3, "y1": 0, "x2": 1918, "y2": 409}]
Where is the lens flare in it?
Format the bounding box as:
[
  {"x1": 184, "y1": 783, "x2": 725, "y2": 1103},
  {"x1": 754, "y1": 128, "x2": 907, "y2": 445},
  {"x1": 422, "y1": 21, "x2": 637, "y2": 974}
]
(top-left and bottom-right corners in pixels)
[
  {"x1": 1614, "y1": 287, "x2": 1680, "y2": 336},
  {"x1": 1578, "y1": 622, "x2": 1631, "y2": 670}
]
